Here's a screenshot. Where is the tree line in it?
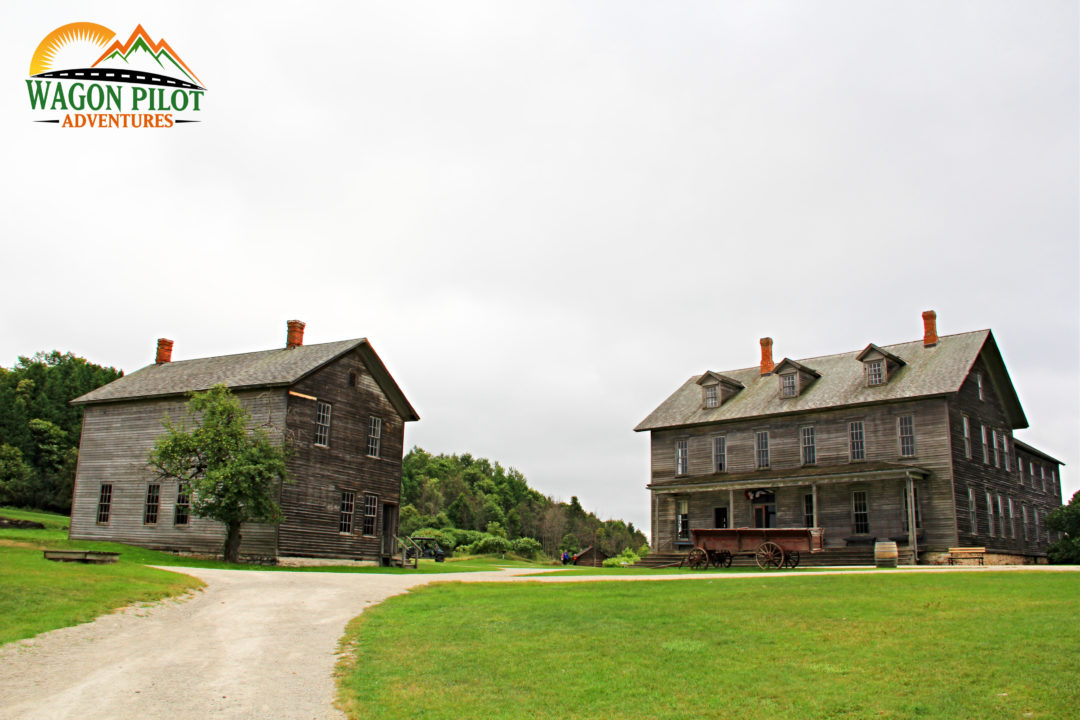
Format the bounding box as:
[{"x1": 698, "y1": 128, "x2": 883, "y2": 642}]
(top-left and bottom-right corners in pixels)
[
  {"x1": 400, "y1": 447, "x2": 647, "y2": 558},
  {"x1": 0, "y1": 352, "x2": 121, "y2": 512}
]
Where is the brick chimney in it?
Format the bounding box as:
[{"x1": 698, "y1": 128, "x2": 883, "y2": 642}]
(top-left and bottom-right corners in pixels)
[
  {"x1": 286, "y1": 320, "x2": 306, "y2": 349},
  {"x1": 922, "y1": 310, "x2": 938, "y2": 347},
  {"x1": 760, "y1": 337, "x2": 775, "y2": 375},
  {"x1": 155, "y1": 338, "x2": 173, "y2": 364}
]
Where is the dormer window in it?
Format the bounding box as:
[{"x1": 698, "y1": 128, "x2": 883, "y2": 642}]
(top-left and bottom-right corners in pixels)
[
  {"x1": 772, "y1": 359, "x2": 820, "y2": 398},
  {"x1": 866, "y1": 360, "x2": 884, "y2": 386},
  {"x1": 856, "y1": 344, "x2": 906, "y2": 388},
  {"x1": 780, "y1": 373, "x2": 797, "y2": 398},
  {"x1": 697, "y1": 371, "x2": 744, "y2": 409},
  {"x1": 704, "y1": 385, "x2": 718, "y2": 408}
]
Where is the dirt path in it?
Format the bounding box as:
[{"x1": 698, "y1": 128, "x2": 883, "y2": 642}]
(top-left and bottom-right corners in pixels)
[{"x1": 0, "y1": 564, "x2": 1073, "y2": 719}]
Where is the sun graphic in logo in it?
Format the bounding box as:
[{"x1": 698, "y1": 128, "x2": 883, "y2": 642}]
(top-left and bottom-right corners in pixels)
[{"x1": 29, "y1": 22, "x2": 116, "y2": 76}]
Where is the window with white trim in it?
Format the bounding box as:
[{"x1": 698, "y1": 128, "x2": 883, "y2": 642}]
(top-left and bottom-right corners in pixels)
[
  {"x1": 144, "y1": 483, "x2": 160, "y2": 525},
  {"x1": 1008, "y1": 498, "x2": 1015, "y2": 539},
  {"x1": 677, "y1": 499, "x2": 689, "y2": 541},
  {"x1": 849, "y1": 421, "x2": 865, "y2": 461},
  {"x1": 962, "y1": 415, "x2": 971, "y2": 459},
  {"x1": 1002, "y1": 435, "x2": 1010, "y2": 471},
  {"x1": 967, "y1": 486, "x2": 977, "y2": 534},
  {"x1": 96, "y1": 484, "x2": 112, "y2": 524},
  {"x1": 704, "y1": 385, "x2": 719, "y2": 408},
  {"x1": 852, "y1": 491, "x2": 869, "y2": 534},
  {"x1": 996, "y1": 495, "x2": 1005, "y2": 538},
  {"x1": 367, "y1": 417, "x2": 382, "y2": 458},
  {"x1": 363, "y1": 494, "x2": 378, "y2": 536},
  {"x1": 1022, "y1": 504, "x2": 1029, "y2": 540},
  {"x1": 1034, "y1": 510, "x2": 1041, "y2": 543},
  {"x1": 865, "y1": 360, "x2": 884, "y2": 387},
  {"x1": 1018, "y1": 459, "x2": 1024, "y2": 485},
  {"x1": 755, "y1": 431, "x2": 770, "y2": 469},
  {"x1": 174, "y1": 483, "x2": 190, "y2": 526},
  {"x1": 1040, "y1": 465, "x2": 1046, "y2": 492},
  {"x1": 992, "y1": 431, "x2": 1000, "y2": 468},
  {"x1": 1029, "y1": 461, "x2": 1035, "y2": 487},
  {"x1": 314, "y1": 401, "x2": 332, "y2": 447},
  {"x1": 981, "y1": 426, "x2": 989, "y2": 464},
  {"x1": 675, "y1": 439, "x2": 688, "y2": 476},
  {"x1": 339, "y1": 491, "x2": 355, "y2": 533},
  {"x1": 898, "y1": 416, "x2": 915, "y2": 457},
  {"x1": 780, "y1": 373, "x2": 797, "y2": 398},
  {"x1": 712, "y1": 435, "x2": 726, "y2": 473},
  {"x1": 801, "y1": 427, "x2": 816, "y2": 465},
  {"x1": 986, "y1": 491, "x2": 994, "y2": 536}
]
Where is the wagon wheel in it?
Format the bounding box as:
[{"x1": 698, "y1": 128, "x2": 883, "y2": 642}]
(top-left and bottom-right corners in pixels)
[
  {"x1": 755, "y1": 542, "x2": 785, "y2": 570},
  {"x1": 718, "y1": 550, "x2": 733, "y2": 568},
  {"x1": 784, "y1": 550, "x2": 801, "y2": 569},
  {"x1": 685, "y1": 547, "x2": 709, "y2": 570}
]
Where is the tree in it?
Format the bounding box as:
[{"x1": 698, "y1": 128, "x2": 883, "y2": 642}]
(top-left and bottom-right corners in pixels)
[
  {"x1": 147, "y1": 384, "x2": 289, "y2": 563},
  {"x1": 1047, "y1": 491, "x2": 1080, "y2": 564}
]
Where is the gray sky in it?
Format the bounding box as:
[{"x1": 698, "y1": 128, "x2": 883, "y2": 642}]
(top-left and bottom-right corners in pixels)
[{"x1": 2, "y1": 1, "x2": 1077, "y2": 533}]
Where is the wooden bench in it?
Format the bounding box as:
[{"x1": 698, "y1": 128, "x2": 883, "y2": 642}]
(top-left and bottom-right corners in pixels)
[{"x1": 947, "y1": 547, "x2": 985, "y2": 566}]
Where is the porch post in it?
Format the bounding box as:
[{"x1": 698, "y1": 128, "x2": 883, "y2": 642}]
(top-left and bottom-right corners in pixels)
[
  {"x1": 728, "y1": 489, "x2": 734, "y2": 527},
  {"x1": 811, "y1": 484, "x2": 819, "y2": 528},
  {"x1": 906, "y1": 473, "x2": 918, "y2": 564}
]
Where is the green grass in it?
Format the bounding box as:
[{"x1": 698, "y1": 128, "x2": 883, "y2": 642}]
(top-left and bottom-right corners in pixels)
[{"x1": 337, "y1": 572, "x2": 1080, "y2": 719}]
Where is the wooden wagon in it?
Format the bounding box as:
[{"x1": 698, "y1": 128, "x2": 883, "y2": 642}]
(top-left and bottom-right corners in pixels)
[{"x1": 683, "y1": 527, "x2": 824, "y2": 570}]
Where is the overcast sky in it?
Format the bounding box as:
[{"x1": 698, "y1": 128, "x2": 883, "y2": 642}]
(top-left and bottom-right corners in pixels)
[{"x1": 1, "y1": 2, "x2": 1077, "y2": 533}]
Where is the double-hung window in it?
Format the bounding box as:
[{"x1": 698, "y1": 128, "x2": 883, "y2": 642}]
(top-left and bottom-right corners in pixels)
[
  {"x1": 801, "y1": 427, "x2": 816, "y2": 465},
  {"x1": 962, "y1": 415, "x2": 971, "y2": 459},
  {"x1": 1008, "y1": 498, "x2": 1015, "y2": 539},
  {"x1": 704, "y1": 385, "x2": 719, "y2": 408},
  {"x1": 852, "y1": 491, "x2": 869, "y2": 534},
  {"x1": 755, "y1": 431, "x2": 770, "y2": 469},
  {"x1": 849, "y1": 421, "x2": 865, "y2": 461},
  {"x1": 314, "y1": 401, "x2": 332, "y2": 447},
  {"x1": 986, "y1": 491, "x2": 994, "y2": 536},
  {"x1": 363, "y1": 494, "x2": 378, "y2": 536},
  {"x1": 981, "y1": 426, "x2": 989, "y2": 463},
  {"x1": 865, "y1": 360, "x2": 884, "y2": 386},
  {"x1": 144, "y1": 484, "x2": 160, "y2": 525},
  {"x1": 781, "y1": 373, "x2": 797, "y2": 398},
  {"x1": 96, "y1": 484, "x2": 113, "y2": 524},
  {"x1": 339, "y1": 491, "x2": 355, "y2": 533},
  {"x1": 1022, "y1": 504, "x2": 1029, "y2": 540},
  {"x1": 677, "y1": 499, "x2": 689, "y2": 540},
  {"x1": 712, "y1": 436, "x2": 726, "y2": 473},
  {"x1": 367, "y1": 417, "x2": 382, "y2": 458},
  {"x1": 174, "y1": 483, "x2": 190, "y2": 526},
  {"x1": 898, "y1": 416, "x2": 915, "y2": 457},
  {"x1": 1002, "y1": 435, "x2": 1010, "y2": 470},
  {"x1": 675, "y1": 439, "x2": 688, "y2": 476},
  {"x1": 967, "y1": 486, "x2": 977, "y2": 534},
  {"x1": 992, "y1": 431, "x2": 1000, "y2": 468}
]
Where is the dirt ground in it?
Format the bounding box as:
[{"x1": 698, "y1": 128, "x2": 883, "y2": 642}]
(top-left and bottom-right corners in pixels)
[{"x1": 0, "y1": 564, "x2": 1071, "y2": 719}]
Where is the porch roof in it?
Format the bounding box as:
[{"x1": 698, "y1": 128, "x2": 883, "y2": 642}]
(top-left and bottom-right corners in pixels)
[{"x1": 648, "y1": 461, "x2": 927, "y2": 493}]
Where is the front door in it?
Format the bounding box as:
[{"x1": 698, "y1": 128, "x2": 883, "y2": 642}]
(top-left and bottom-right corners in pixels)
[
  {"x1": 753, "y1": 504, "x2": 776, "y2": 528},
  {"x1": 381, "y1": 503, "x2": 398, "y2": 555}
]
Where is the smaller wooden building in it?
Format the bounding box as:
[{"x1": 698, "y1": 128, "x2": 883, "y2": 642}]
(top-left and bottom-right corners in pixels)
[
  {"x1": 69, "y1": 321, "x2": 419, "y2": 563},
  {"x1": 573, "y1": 546, "x2": 609, "y2": 567}
]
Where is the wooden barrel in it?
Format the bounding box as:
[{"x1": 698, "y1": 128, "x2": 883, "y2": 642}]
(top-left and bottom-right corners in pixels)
[{"x1": 875, "y1": 541, "x2": 899, "y2": 568}]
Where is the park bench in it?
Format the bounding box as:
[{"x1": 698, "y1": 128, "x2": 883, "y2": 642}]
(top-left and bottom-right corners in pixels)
[
  {"x1": 43, "y1": 550, "x2": 120, "y2": 564},
  {"x1": 946, "y1": 547, "x2": 985, "y2": 566}
]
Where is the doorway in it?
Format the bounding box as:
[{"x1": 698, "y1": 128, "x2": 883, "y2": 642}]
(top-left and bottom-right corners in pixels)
[
  {"x1": 714, "y1": 507, "x2": 728, "y2": 529},
  {"x1": 753, "y1": 504, "x2": 776, "y2": 528}
]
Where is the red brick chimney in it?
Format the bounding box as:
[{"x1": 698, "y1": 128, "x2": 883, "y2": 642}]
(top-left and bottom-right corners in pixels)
[
  {"x1": 760, "y1": 337, "x2": 775, "y2": 375},
  {"x1": 155, "y1": 338, "x2": 173, "y2": 364},
  {"x1": 286, "y1": 320, "x2": 306, "y2": 349},
  {"x1": 922, "y1": 310, "x2": 938, "y2": 347}
]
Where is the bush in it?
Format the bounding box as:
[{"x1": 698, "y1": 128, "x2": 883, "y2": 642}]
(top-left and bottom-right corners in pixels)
[
  {"x1": 443, "y1": 528, "x2": 485, "y2": 549},
  {"x1": 602, "y1": 548, "x2": 640, "y2": 567},
  {"x1": 510, "y1": 537, "x2": 543, "y2": 559},
  {"x1": 411, "y1": 527, "x2": 457, "y2": 551},
  {"x1": 460, "y1": 534, "x2": 511, "y2": 555}
]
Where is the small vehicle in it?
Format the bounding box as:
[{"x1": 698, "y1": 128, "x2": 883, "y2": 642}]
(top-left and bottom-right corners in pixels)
[
  {"x1": 405, "y1": 536, "x2": 446, "y2": 562},
  {"x1": 682, "y1": 527, "x2": 824, "y2": 570}
]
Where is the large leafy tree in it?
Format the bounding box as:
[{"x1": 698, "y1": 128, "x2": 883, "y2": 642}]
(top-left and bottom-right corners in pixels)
[
  {"x1": 1047, "y1": 491, "x2": 1080, "y2": 564},
  {"x1": 147, "y1": 384, "x2": 289, "y2": 563}
]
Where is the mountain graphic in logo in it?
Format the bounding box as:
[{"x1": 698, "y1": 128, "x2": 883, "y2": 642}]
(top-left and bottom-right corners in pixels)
[{"x1": 92, "y1": 25, "x2": 204, "y2": 88}]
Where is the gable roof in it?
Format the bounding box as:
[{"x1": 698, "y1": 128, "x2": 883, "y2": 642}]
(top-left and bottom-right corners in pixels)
[
  {"x1": 635, "y1": 330, "x2": 1026, "y2": 432},
  {"x1": 772, "y1": 358, "x2": 821, "y2": 378},
  {"x1": 72, "y1": 338, "x2": 420, "y2": 421}
]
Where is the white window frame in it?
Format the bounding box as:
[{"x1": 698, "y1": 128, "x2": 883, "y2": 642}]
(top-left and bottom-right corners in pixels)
[
  {"x1": 339, "y1": 491, "x2": 355, "y2": 534},
  {"x1": 755, "y1": 431, "x2": 770, "y2": 469},
  {"x1": 675, "y1": 439, "x2": 689, "y2": 476},
  {"x1": 1002, "y1": 435, "x2": 1010, "y2": 471},
  {"x1": 981, "y1": 426, "x2": 989, "y2": 464},
  {"x1": 780, "y1": 373, "x2": 797, "y2": 398},
  {"x1": 314, "y1": 401, "x2": 332, "y2": 447},
  {"x1": 1022, "y1": 504, "x2": 1029, "y2": 540},
  {"x1": 992, "y1": 431, "x2": 1000, "y2": 468},
  {"x1": 362, "y1": 494, "x2": 378, "y2": 536},
  {"x1": 967, "y1": 486, "x2": 977, "y2": 534},
  {"x1": 704, "y1": 385, "x2": 719, "y2": 408},
  {"x1": 1040, "y1": 465, "x2": 1046, "y2": 492},
  {"x1": 712, "y1": 435, "x2": 726, "y2": 473},
  {"x1": 996, "y1": 494, "x2": 1005, "y2": 537},
  {"x1": 962, "y1": 415, "x2": 971, "y2": 459},
  {"x1": 898, "y1": 416, "x2": 915, "y2": 457},
  {"x1": 865, "y1": 360, "x2": 884, "y2": 387},
  {"x1": 986, "y1": 491, "x2": 994, "y2": 536},
  {"x1": 849, "y1": 421, "x2": 865, "y2": 461},
  {"x1": 801, "y1": 426, "x2": 816, "y2": 465},
  {"x1": 1008, "y1": 498, "x2": 1015, "y2": 539},
  {"x1": 367, "y1": 417, "x2": 382, "y2": 458}
]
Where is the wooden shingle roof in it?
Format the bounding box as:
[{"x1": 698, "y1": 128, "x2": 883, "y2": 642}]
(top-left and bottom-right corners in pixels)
[
  {"x1": 72, "y1": 338, "x2": 420, "y2": 421},
  {"x1": 635, "y1": 330, "x2": 1026, "y2": 432}
]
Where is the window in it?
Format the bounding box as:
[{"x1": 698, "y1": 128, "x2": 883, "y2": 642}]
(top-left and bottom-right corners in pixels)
[
  {"x1": 174, "y1": 483, "x2": 190, "y2": 526},
  {"x1": 976, "y1": 372, "x2": 984, "y2": 400},
  {"x1": 362, "y1": 494, "x2": 378, "y2": 536},
  {"x1": 992, "y1": 431, "x2": 1000, "y2": 468},
  {"x1": 755, "y1": 431, "x2": 770, "y2": 469},
  {"x1": 801, "y1": 426, "x2": 816, "y2": 465},
  {"x1": 339, "y1": 491, "x2": 355, "y2": 533},
  {"x1": 712, "y1": 435, "x2": 726, "y2": 473},
  {"x1": 986, "y1": 491, "x2": 994, "y2": 536},
  {"x1": 849, "y1": 421, "x2": 865, "y2": 461},
  {"x1": 962, "y1": 415, "x2": 971, "y2": 459},
  {"x1": 1022, "y1": 504, "x2": 1029, "y2": 540},
  {"x1": 96, "y1": 484, "x2": 112, "y2": 524},
  {"x1": 967, "y1": 486, "x2": 977, "y2": 534},
  {"x1": 981, "y1": 426, "x2": 989, "y2": 464},
  {"x1": 314, "y1": 401, "x2": 332, "y2": 447},
  {"x1": 1008, "y1": 498, "x2": 1015, "y2": 539},
  {"x1": 902, "y1": 487, "x2": 922, "y2": 532},
  {"x1": 675, "y1": 439, "x2": 688, "y2": 475},
  {"x1": 1034, "y1": 510, "x2": 1041, "y2": 543},
  {"x1": 1002, "y1": 435, "x2": 1010, "y2": 471},
  {"x1": 704, "y1": 385, "x2": 719, "y2": 408},
  {"x1": 1018, "y1": 459, "x2": 1024, "y2": 485},
  {"x1": 996, "y1": 495, "x2": 1004, "y2": 537},
  {"x1": 852, "y1": 491, "x2": 869, "y2": 534},
  {"x1": 865, "y1": 360, "x2": 884, "y2": 386},
  {"x1": 367, "y1": 417, "x2": 382, "y2": 458},
  {"x1": 348, "y1": 371, "x2": 358, "y2": 387},
  {"x1": 677, "y1": 499, "x2": 689, "y2": 540},
  {"x1": 714, "y1": 507, "x2": 728, "y2": 529},
  {"x1": 804, "y1": 493, "x2": 815, "y2": 528},
  {"x1": 144, "y1": 484, "x2": 160, "y2": 525},
  {"x1": 1040, "y1": 466, "x2": 1046, "y2": 492},
  {"x1": 781, "y1": 373, "x2": 797, "y2": 398},
  {"x1": 898, "y1": 416, "x2": 915, "y2": 457},
  {"x1": 1029, "y1": 461, "x2": 1035, "y2": 487}
]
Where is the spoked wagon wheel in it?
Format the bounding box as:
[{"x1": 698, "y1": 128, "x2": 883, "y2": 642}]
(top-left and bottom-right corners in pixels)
[
  {"x1": 755, "y1": 541, "x2": 785, "y2": 570},
  {"x1": 713, "y1": 550, "x2": 732, "y2": 568},
  {"x1": 685, "y1": 547, "x2": 709, "y2": 570},
  {"x1": 783, "y1": 550, "x2": 801, "y2": 569}
]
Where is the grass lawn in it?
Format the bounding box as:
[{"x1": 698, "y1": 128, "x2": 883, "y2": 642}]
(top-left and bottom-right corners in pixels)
[{"x1": 337, "y1": 571, "x2": 1080, "y2": 720}]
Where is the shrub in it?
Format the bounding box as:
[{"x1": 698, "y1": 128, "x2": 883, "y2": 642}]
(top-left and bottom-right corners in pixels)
[
  {"x1": 602, "y1": 548, "x2": 640, "y2": 567},
  {"x1": 510, "y1": 537, "x2": 543, "y2": 559},
  {"x1": 411, "y1": 527, "x2": 457, "y2": 551},
  {"x1": 461, "y1": 534, "x2": 511, "y2": 555}
]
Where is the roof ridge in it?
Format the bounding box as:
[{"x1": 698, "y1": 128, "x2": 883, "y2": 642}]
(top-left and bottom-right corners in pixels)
[{"x1": 153, "y1": 337, "x2": 365, "y2": 367}]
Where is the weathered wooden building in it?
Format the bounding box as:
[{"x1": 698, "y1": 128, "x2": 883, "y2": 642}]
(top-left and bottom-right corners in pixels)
[
  {"x1": 635, "y1": 311, "x2": 1064, "y2": 564},
  {"x1": 69, "y1": 321, "x2": 419, "y2": 563}
]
